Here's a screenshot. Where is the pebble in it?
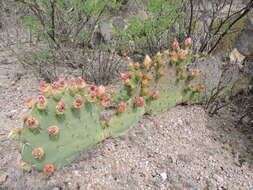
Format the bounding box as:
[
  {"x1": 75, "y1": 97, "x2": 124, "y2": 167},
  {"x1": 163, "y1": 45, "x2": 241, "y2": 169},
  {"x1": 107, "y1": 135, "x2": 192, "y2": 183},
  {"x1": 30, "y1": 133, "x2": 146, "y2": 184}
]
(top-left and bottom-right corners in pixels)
[
  {"x1": 160, "y1": 172, "x2": 167, "y2": 181},
  {"x1": 0, "y1": 174, "x2": 8, "y2": 185}
]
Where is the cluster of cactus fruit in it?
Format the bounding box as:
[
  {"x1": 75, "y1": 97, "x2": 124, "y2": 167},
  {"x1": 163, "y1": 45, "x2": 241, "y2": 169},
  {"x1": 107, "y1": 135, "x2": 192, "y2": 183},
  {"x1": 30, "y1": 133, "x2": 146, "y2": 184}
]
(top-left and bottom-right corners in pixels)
[{"x1": 9, "y1": 38, "x2": 206, "y2": 175}]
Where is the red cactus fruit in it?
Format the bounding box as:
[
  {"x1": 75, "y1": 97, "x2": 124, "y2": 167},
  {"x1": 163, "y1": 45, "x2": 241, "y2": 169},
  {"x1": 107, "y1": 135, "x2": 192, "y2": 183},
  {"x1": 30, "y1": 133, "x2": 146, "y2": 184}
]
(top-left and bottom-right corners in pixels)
[
  {"x1": 25, "y1": 97, "x2": 36, "y2": 109},
  {"x1": 100, "y1": 96, "x2": 109, "y2": 107},
  {"x1": 26, "y1": 117, "x2": 39, "y2": 129},
  {"x1": 87, "y1": 92, "x2": 97, "y2": 102},
  {"x1": 89, "y1": 85, "x2": 97, "y2": 92},
  {"x1": 198, "y1": 84, "x2": 205, "y2": 92},
  {"x1": 96, "y1": 85, "x2": 106, "y2": 99},
  {"x1": 32, "y1": 147, "x2": 44, "y2": 159},
  {"x1": 58, "y1": 78, "x2": 65, "y2": 87},
  {"x1": 135, "y1": 97, "x2": 145, "y2": 107},
  {"x1": 144, "y1": 73, "x2": 153, "y2": 81},
  {"x1": 143, "y1": 55, "x2": 152, "y2": 69},
  {"x1": 56, "y1": 101, "x2": 67, "y2": 115},
  {"x1": 75, "y1": 77, "x2": 86, "y2": 89},
  {"x1": 184, "y1": 38, "x2": 192, "y2": 47},
  {"x1": 188, "y1": 84, "x2": 195, "y2": 90},
  {"x1": 48, "y1": 126, "x2": 60, "y2": 136},
  {"x1": 172, "y1": 38, "x2": 180, "y2": 51},
  {"x1": 152, "y1": 91, "x2": 161, "y2": 100},
  {"x1": 178, "y1": 51, "x2": 187, "y2": 61},
  {"x1": 43, "y1": 164, "x2": 54, "y2": 176},
  {"x1": 37, "y1": 95, "x2": 47, "y2": 110},
  {"x1": 191, "y1": 70, "x2": 200, "y2": 77},
  {"x1": 73, "y1": 98, "x2": 84, "y2": 109},
  {"x1": 39, "y1": 81, "x2": 50, "y2": 92},
  {"x1": 117, "y1": 102, "x2": 127, "y2": 113}
]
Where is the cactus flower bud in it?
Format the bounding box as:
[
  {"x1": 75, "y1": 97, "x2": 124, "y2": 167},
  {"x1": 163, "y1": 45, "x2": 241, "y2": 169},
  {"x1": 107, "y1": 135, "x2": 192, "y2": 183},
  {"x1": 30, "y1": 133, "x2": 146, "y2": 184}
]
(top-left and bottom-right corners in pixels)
[
  {"x1": 96, "y1": 85, "x2": 106, "y2": 99},
  {"x1": 134, "y1": 62, "x2": 140, "y2": 68},
  {"x1": 191, "y1": 70, "x2": 200, "y2": 77},
  {"x1": 163, "y1": 50, "x2": 170, "y2": 55},
  {"x1": 25, "y1": 97, "x2": 36, "y2": 109},
  {"x1": 48, "y1": 126, "x2": 60, "y2": 136},
  {"x1": 136, "y1": 71, "x2": 144, "y2": 79},
  {"x1": 142, "y1": 88, "x2": 151, "y2": 96},
  {"x1": 184, "y1": 38, "x2": 192, "y2": 47},
  {"x1": 188, "y1": 84, "x2": 195, "y2": 90},
  {"x1": 87, "y1": 92, "x2": 97, "y2": 102},
  {"x1": 170, "y1": 51, "x2": 177, "y2": 57},
  {"x1": 100, "y1": 96, "x2": 109, "y2": 107},
  {"x1": 58, "y1": 78, "x2": 65, "y2": 87},
  {"x1": 32, "y1": 147, "x2": 44, "y2": 159},
  {"x1": 8, "y1": 128, "x2": 22, "y2": 140},
  {"x1": 143, "y1": 55, "x2": 152, "y2": 69},
  {"x1": 73, "y1": 98, "x2": 84, "y2": 109},
  {"x1": 75, "y1": 77, "x2": 86, "y2": 89},
  {"x1": 19, "y1": 160, "x2": 31, "y2": 171},
  {"x1": 144, "y1": 73, "x2": 153, "y2": 81},
  {"x1": 135, "y1": 97, "x2": 145, "y2": 107},
  {"x1": 26, "y1": 117, "x2": 39, "y2": 129},
  {"x1": 120, "y1": 73, "x2": 131, "y2": 85},
  {"x1": 170, "y1": 56, "x2": 178, "y2": 64},
  {"x1": 43, "y1": 164, "x2": 54, "y2": 176},
  {"x1": 141, "y1": 79, "x2": 149, "y2": 87},
  {"x1": 172, "y1": 38, "x2": 180, "y2": 51},
  {"x1": 158, "y1": 60, "x2": 166, "y2": 67},
  {"x1": 56, "y1": 101, "x2": 67, "y2": 115},
  {"x1": 156, "y1": 51, "x2": 162, "y2": 56},
  {"x1": 39, "y1": 81, "x2": 50, "y2": 92},
  {"x1": 51, "y1": 82, "x2": 60, "y2": 90},
  {"x1": 37, "y1": 95, "x2": 47, "y2": 110},
  {"x1": 198, "y1": 84, "x2": 205, "y2": 92},
  {"x1": 180, "y1": 73, "x2": 188, "y2": 80},
  {"x1": 117, "y1": 102, "x2": 127, "y2": 113},
  {"x1": 128, "y1": 62, "x2": 135, "y2": 70},
  {"x1": 178, "y1": 51, "x2": 187, "y2": 62},
  {"x1": 158, "y1": 70, "x2": 166, "y2": 77},
  {"x1": 151, "y1": 91, "x2": 160, "y2": 100}
]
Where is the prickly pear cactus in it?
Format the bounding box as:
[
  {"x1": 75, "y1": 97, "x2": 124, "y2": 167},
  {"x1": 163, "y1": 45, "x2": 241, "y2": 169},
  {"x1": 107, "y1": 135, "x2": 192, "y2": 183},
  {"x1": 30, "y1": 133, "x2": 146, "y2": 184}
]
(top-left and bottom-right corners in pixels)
[{"x1": 9, "y1": 38, "x2": 208, "y2": 175}]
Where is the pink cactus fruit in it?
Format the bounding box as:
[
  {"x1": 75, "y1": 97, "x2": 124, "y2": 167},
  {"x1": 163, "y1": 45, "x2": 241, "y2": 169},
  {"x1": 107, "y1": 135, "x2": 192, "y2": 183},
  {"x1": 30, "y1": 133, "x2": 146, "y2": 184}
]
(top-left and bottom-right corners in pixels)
[
  {"x1": 75, "y1": 77, "x2": 86, "y2": 89},
  {"x1": 172, "y1": 38, "x2": 180, "y2": 51},
  {"x1": 117, "y1": 101, "x2": 127, "y2": 113},
  {"x1": 56, "y1": 101, "x2": 67, "y2": 115},
  {"x1": 43, "y1": 164, "x2": 54, "y2": 176},
  {"x1": 87, "y1": 92, "x2": 97, "y2": 102},
  {"x1": 25, "y1": 96, "x2": 36, "y2": 109},
  {"x1": 39, "y1": 81, "x2": 50, "y2": 92},
  {"x1": 163, "y1": 50, "x2": 170, "y2": 55},
  {"x1": 178, "y1": 50, "x2": 187, "y2": 61},
  {"x1": 142, "y1": 88, "x2": 151, "y2": 96},
  {"x1": 73, "y1": 97, "x2": 84, "y2": 109},
  {"x1": 89, "y1": 85, "x2": 97, "y2": 92},
  {"x1": 151, "y1": 91, "x2": 160, "y2": 100},
  {"x1": 37, "y1": 95, "x2": 47, "y2": 110},
  {"x1": 188, "y1": 84, "x2": 195, "y2": 90},
  {"x1": 198, "y1": 84, "x2": 205, "y2": 92},
  {"x1": 100, "y1": 96, "x2": 109, "y2": 107},
  {"x1": 32, "y1": 147, "x2": 44, "y2": 159},
  {"x1": 191, "y1": 70, "x2": 201, "y2": 77},
  {"x1": 48, "y1": 126, "x2": 60, "y2": 136},
  {"x1": 128, "y1": 62, "x2": 135, "y2": 70},
  {"x1": 26, "y1": 117, "x2": 39, "y2": 129},
  {"x1": 120, "y1": 73, "x2": 130, "y2": 85},
  {"x1": 135, "y1": 97, "x2": 145, "y2": 107},
  {"x1": 144, "y1": 73, "x2": 153, "y2": 81},
  {"x1": 57, "y1": 78, "x2": 65, "y2": 87},
  {"x1": 96, "y1": 85, "x2": 106, "y2": 99},
  {"x1": 184, "y1": 38, "x2": 192, "y2": 47},
  {"x1": 156, "y1": 51, "x2": 162, "y2": 56}
]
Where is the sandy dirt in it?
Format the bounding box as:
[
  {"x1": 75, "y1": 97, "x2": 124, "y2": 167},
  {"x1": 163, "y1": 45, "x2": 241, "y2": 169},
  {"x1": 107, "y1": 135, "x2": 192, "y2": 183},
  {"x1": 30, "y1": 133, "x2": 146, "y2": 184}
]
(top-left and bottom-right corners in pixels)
[{"x1": 0, "y1": 53, "x2": 253, "y2": 190}]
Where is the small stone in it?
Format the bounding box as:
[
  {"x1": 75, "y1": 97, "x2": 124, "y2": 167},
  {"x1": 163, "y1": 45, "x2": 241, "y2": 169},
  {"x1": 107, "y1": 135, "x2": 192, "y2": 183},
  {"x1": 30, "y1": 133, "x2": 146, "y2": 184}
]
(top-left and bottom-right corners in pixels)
[
  {"x1": 11, "y1": 81, "x2": 16, "y2": 86},
  {"x1": 160, "y1": 172, "x2": 167, "y2": 181},
  {"x1": 0, "y1": 174, "x2": 8, "y2": 185}
]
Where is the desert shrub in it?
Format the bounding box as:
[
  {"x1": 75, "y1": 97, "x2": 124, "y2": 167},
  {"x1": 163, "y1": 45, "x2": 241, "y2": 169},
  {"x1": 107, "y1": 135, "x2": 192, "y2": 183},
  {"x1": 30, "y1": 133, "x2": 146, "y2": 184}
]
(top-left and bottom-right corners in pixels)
[{"x1": 115, "y1": 0, "x2": 185, "y2": 56}]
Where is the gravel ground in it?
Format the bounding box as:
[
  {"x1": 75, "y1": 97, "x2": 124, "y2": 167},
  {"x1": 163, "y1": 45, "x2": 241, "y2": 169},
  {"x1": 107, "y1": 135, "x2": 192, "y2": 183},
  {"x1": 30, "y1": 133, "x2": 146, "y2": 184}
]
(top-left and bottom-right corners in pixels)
[{"x1": 0, "y1": 49, "x2": 253, "y2": 190}]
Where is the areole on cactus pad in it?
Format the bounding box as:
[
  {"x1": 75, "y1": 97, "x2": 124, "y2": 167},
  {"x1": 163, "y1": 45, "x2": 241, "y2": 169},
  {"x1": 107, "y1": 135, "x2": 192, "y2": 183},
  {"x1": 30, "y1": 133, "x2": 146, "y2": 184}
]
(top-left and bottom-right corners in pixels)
[{"x1": 9, "y1": 38, "x2": 208, "y2": 175}]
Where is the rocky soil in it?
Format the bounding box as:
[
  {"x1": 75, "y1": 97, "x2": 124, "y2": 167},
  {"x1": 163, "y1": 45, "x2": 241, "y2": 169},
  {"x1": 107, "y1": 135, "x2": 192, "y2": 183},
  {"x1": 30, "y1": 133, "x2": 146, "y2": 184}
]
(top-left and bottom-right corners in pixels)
[{"x1": 0, "y1": 48, "x2": 253, "y2": 190}]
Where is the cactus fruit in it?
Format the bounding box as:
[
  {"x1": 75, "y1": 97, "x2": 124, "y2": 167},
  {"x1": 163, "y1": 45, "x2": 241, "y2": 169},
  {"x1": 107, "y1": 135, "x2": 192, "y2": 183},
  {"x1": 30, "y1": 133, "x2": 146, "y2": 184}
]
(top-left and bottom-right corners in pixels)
[{"x1": 10, "y1": 38, "x2": 210, "y2": 175}]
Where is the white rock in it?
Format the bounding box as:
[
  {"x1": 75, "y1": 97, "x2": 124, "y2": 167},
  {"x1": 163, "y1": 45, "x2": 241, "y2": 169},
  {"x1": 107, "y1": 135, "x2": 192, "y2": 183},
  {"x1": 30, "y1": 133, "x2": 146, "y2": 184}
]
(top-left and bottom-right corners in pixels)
[{"x1": 160, "y1": 172, "x2": 167, "y2": 181}]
